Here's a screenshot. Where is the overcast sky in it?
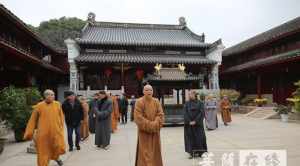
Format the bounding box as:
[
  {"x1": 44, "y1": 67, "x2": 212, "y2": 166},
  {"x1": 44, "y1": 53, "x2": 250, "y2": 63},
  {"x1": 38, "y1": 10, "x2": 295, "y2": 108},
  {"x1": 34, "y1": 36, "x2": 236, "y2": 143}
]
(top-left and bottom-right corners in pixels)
[{"x1": 1, "y1": 0, "x2": 300, "y2": 47}]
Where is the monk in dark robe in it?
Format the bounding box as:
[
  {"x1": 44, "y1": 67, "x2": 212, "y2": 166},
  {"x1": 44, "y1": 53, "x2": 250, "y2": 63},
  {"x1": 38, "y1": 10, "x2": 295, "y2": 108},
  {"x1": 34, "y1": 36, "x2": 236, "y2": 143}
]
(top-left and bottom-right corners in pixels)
[
  {"x1": 184, "y1": 91, "x2": 207, "y2": 159},
  {"x1": 95, "y1": 91, "x2": 112, "y2": 150},
  {"x1": 134, "y1": 84, "x2": 164, "y2": 166},
  {"x1": 220, "y1": 96, "x2": 232, "y2": 126}
]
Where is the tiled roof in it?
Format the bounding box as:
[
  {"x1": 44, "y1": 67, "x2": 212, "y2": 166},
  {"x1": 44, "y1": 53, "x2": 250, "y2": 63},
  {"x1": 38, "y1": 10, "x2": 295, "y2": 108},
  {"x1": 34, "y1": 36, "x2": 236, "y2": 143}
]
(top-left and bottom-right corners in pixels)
[
  {"x1": 222, "y1": 49, "x2": 300, "y2": 73},
  {"x1": 223, "y1": 16, "x2": 300, "y2": 56},
  {"x1": 75, "y1": 53, "x2": 217, "y2": 64},
  {"x1": 146, "y1": 68, "x2": 203, "y2": 81},
  {"x1": 76, "y1": 21, "x2": 210, "y2": 47}
]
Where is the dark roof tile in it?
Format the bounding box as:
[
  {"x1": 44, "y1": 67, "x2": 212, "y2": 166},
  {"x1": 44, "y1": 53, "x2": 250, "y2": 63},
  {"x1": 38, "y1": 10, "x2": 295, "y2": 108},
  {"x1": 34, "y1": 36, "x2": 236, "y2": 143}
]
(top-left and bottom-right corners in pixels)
[
  {"x1": 76, "y1": 21, "x2": 210, "y2": 47},
  {"x1": 222, "y1": 48, "x2": 300, "y2": 73},
  {"x1": 75, "y1": 53, "x2": 216, "y2": 64},
  {"x1": 223, "y1": 16, "x2": 300, "y2": 56}
]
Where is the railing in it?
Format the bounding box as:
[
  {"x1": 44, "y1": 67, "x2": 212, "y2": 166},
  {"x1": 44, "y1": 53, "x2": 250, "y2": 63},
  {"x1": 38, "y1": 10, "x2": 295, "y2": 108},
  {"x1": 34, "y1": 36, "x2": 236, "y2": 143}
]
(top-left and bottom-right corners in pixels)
[
  {"x1": 0, "y1": 35, "x2": 34, "y2": 57},
  {"x1": 76, "y1": 89, "x2": 124, "y2": 98},
  {"x1": 0, "y1": 36, "x2": 63, "y2": 70}
]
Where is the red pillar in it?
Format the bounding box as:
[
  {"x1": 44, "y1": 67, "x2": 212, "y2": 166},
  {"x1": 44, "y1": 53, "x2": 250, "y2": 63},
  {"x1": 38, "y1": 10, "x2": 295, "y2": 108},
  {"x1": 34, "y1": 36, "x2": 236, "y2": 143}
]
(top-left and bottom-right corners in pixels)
[{"x1": 257, "y1": 73, "x2": 262, "y2": 98}]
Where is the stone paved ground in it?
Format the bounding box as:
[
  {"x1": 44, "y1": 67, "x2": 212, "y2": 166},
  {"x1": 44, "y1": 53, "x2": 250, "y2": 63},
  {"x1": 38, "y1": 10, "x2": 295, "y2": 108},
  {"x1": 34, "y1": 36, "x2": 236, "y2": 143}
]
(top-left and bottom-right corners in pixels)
[{"x1": 0, "y1": 113, "x2": 300, "y2": 166}]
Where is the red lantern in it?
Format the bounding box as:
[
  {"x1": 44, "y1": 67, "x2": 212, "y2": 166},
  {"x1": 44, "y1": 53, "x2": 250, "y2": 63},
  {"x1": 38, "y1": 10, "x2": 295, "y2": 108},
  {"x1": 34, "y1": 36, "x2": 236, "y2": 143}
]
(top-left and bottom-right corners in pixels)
[
  {"x1": 136, "y1": 69, "x2": 144, "y2": 80},
  {"x1": 104, "y1": 68, "x2": 112, "y2": 78}
]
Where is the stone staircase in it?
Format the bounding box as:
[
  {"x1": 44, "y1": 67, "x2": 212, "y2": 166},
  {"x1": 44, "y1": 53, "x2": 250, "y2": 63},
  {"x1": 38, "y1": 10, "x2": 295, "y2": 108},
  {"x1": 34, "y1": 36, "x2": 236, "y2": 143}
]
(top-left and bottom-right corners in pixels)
[{"x1": 245, "y1": 107, "x2": 277, "y2": 119}]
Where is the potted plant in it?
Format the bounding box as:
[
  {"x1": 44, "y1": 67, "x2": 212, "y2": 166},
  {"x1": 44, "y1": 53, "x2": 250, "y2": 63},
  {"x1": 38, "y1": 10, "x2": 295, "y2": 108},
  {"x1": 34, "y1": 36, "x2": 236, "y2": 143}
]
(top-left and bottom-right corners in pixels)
[
  {"x1": 254, "y1": 98, "x2": 268, "y2": 107},
  {"x1": 274, "y1": 104, "x2": 291, "y2": 122},
  {"x1": 220, "y1": 89, "x2": 240, "y2": 104},
  {"x1": 288, "y1": 80, "x2": 300, "y2": 112},
  {"x1": 0, "y1": 86, "x2": 41, "y2": 142},
  {"x1": 286, "y1": 98, "x2": 300, "y2": 112}
]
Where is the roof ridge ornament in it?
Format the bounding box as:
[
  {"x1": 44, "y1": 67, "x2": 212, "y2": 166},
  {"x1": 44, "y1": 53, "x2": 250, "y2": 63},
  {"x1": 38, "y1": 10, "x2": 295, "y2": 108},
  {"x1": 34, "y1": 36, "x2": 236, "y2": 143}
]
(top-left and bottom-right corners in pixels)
[
  {"x1": 179, "y1": 17, "x2": 186, "y2": 26},
  {"x1": 87, "y1": 12, "x2": 96, "y2": 24}
]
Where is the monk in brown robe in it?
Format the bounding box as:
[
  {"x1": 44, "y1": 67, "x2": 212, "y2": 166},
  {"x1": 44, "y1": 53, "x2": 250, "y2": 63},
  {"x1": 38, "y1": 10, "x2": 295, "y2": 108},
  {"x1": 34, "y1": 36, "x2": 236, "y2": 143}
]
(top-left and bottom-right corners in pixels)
[
  {"x1": 110, "y1": 93, "x2": 120, "y2": 133},
  {"x1": 24, "y1": 89, "x2": 65, "y2": 166},
  {"x1": 134, "y1": 84, "x2": 165, "y2": 166},
  {"x1": 220, "y1": 96, "x2": 232, "y2": 126},
  {"x1": 79, "y1": 96, "x2": 89, "y2": 140}
]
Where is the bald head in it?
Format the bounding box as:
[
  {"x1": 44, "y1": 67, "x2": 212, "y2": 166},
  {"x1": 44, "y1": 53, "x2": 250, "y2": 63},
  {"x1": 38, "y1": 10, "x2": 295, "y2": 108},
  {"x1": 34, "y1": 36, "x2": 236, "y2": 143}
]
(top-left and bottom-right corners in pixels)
[
  {"x1": 44, "y1": 89, "x2": 54, "y2": 98},
  {"x1": 189, "y1": 90, "x2": 197, "y2": 100},
  {"x1": 43, "y1": 89, "x2": 55, "y2": 103},
  {"x1": 143, "y1": 84, "x2": 153, "y2": 97},
  {"x1": 144, "y1": 84, "x2": 153, "y2": 90}
]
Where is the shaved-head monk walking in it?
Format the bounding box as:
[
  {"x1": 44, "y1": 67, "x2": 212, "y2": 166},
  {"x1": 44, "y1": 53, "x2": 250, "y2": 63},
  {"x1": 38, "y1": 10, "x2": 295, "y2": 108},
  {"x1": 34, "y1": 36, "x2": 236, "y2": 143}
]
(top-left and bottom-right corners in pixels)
[{"x1": 134, "y1": 84, "x2": 165, "y2": 166}]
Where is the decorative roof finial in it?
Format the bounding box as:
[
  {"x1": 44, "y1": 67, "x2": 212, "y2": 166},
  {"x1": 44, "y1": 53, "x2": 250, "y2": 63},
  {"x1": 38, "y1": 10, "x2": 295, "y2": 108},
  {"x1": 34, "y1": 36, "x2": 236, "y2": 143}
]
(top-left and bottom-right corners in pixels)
[
  {"x1": 87, "y1": 12, "x2": 96, "y2": 23},
  {"x1": 179, "y1": 17, "x2": 186, "y2": 26},
  {"x1": 201, "y1": 33, "x2": 205, "y2": 42}
]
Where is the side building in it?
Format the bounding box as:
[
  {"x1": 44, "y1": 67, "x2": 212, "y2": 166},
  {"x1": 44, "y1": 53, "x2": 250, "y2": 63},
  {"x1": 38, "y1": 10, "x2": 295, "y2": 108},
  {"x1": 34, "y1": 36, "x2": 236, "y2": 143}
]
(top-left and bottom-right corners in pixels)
[
  {"x1": 0, "y1": 4, "x2": 69, "y2": 101},
  {"x1": 220, "y1": 16, "x2": 300, "y2": 104}
]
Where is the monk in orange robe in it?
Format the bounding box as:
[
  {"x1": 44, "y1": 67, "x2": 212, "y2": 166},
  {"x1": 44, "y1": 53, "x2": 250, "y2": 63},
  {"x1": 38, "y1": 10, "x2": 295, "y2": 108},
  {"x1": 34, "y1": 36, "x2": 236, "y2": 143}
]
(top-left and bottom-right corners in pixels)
[
  {"x1": 110, "y1": 94, "x2": 120, "y2": 133},
  {"x1": 134, "y1": 84, "x2": 165, "y2": 166},
  {"x1": 24, "y1": 89, "x2": 65, "y2": 166},
  {"x1": 79, "y1": 96, "x2": 89, "y2": 140},
  {"x1": 220, "y1": 96, "x2": 232, "y2": 126}
]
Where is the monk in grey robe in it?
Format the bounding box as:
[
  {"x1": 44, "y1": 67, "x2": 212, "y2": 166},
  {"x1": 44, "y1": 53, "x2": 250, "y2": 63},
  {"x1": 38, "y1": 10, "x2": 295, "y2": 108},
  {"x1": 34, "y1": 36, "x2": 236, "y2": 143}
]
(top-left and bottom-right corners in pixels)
[
  {"x1": 95, "y1": 91, "x2": 112, "y2": 149},
  {"x1": 204, "y1": 95, "x2": 218, "y2": 130}
]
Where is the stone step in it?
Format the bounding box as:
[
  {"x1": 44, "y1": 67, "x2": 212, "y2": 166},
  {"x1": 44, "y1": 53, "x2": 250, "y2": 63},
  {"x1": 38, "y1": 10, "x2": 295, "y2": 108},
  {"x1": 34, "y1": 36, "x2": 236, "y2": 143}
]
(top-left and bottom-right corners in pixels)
[{"x1": 245, "y1": 107, "x2": 277, "y2": 119}]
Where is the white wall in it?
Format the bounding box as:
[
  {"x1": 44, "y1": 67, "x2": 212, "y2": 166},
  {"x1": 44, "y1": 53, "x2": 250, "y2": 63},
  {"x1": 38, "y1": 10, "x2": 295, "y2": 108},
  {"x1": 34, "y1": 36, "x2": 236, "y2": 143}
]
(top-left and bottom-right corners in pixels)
[{"x1": 207, "y1": 43, "x2": 225, "y2": 89}]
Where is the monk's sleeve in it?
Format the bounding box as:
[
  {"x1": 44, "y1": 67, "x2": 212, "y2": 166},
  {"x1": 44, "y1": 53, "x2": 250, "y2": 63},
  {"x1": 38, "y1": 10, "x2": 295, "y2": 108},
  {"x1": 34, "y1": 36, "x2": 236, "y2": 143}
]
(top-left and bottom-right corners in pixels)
[
  {"x1": 194, "y1": 102, "x2": 205, "y2": 125},
  {"x1": 183, "y1": 103, "x2": 191, "y2": 124},
  {"x1": 88, "y1": 101, "x2": 95, "y2": 116},
  {"x1": 220, "y1": 101, "x2": 225, "y2": 110},
  {"x1": 154, "y1": 99, "x2": 164, "y2": 130},
  {"x1": 85, "y1": 103, "x2": 89, "y2": 114},
  {"x1": 134, "y1": 100, "x2": 157, "y2": 133},
  {"x1": 23, "y1": 107, "x2": 39, "y2": 140},
  {"x1": 114, "y1": 100, "x2": 120, "y2": 118},
  {"x1": 98, "y1": 100, "x2": 113, "y2": 119},
  {"x1": 58, "y1": 103, "x2": 65, "y2": 130},
  {"x1": 79, "y1": 103, "x2": 84, "y2": 121}
]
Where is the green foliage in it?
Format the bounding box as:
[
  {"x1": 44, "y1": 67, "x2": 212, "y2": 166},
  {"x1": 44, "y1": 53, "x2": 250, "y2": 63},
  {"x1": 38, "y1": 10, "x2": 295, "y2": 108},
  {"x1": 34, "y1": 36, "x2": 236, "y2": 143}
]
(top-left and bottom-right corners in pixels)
[
  {"x1": 292, "y1": 80, "x2": 300, "y2": 112},
  {"x1": 220, "y1": 89, "x2": 240, "y2": 103},
  {"x1": 274, "y1": 104, "x2": 291, "y2": 114},
  {"x1": 30, "y1": 17, "x2": 86, "y2": 49},
  {"x1": 25, "y1": 88, "x2": 42, "y2": 106},
  {"x1": 0, "y1": 86, "x2": 42, "y2": 131},
  {"x1": 239, "y1": 96, "x2": 256, "y2": 106}
]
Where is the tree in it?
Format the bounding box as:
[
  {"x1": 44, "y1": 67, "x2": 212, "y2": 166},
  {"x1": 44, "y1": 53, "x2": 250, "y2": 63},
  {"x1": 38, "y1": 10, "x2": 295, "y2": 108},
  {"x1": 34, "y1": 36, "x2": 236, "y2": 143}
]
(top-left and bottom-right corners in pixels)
[{"x1": 30, "y1": 17, "x2": 86, "y2": 49}]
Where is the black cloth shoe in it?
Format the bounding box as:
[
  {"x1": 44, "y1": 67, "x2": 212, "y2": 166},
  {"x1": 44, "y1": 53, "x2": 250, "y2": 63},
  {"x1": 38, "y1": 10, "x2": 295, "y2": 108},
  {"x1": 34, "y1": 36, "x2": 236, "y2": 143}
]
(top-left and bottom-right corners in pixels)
[
  {"x1": 76, "y1": 146, "x2": 81, "y2": 150},
  {"x1": 56, "y1": 159, "x2": 63, "y2": 166},
  {"x1": 69, "y1": 147, "x2": 73, "y2": 152}
]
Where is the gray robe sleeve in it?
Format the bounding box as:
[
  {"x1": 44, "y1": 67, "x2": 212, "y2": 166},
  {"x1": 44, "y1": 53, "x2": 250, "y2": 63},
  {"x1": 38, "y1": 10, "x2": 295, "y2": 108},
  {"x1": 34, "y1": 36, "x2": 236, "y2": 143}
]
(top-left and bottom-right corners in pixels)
[
  {"x1": 194, "y1": 102, "x2": 205, "y2": 126},
  {"x1": 184, "y1": 102, "x2": 192, "y2": 124},
  {"x1": 97, "y1": 100, "x2": 113, "y2": 120}
]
